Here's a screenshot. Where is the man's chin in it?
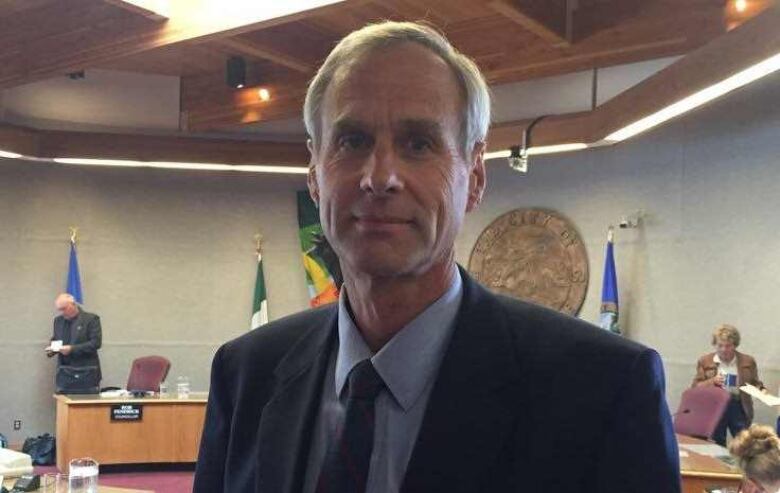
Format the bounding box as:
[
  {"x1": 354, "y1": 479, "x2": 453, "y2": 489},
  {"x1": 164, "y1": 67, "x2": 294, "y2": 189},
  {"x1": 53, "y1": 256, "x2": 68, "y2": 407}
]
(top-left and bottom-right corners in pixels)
[{"x1": 342, "y1": 253, "x2": 422, "y2": 279}]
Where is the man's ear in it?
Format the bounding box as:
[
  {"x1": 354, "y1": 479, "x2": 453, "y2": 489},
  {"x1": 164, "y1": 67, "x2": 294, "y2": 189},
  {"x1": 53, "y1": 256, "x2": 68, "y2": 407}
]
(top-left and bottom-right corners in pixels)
[
  {"x1": 466, "y1": 141, "x2": 486, "y2": 212},
  {"x1": 307, "y1": 138, "x2": 320, "y2": 205}
]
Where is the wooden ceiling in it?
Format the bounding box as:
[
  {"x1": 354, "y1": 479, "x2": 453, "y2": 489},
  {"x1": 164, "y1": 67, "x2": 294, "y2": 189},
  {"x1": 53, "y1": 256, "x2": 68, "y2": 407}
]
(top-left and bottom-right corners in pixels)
[{"x1": 0, "y1": 0, "x2": 774, "y2": 135}]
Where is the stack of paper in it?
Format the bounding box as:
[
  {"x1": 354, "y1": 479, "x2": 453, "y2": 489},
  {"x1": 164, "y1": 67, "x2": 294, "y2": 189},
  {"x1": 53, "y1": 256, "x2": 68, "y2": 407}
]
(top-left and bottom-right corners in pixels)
[{"x1": 740, "y1": 384, "x2": 780, "y2": 406}]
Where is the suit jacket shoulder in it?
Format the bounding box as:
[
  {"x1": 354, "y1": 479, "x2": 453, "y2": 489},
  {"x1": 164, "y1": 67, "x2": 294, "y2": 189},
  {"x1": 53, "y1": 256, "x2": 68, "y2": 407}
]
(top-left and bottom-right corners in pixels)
[
  {"x1": 194, "y1": 304, "x2": 337, "y2": 493},
  {"x1": 410, "y1": 273, "x2": 680, "y2": 493}
]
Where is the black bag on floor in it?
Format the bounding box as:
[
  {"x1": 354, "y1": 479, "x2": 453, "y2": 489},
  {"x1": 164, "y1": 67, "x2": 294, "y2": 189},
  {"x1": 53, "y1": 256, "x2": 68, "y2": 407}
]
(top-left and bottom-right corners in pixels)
[{"x1": 22, "y1": 433, "x2": 56, "y2": 465}]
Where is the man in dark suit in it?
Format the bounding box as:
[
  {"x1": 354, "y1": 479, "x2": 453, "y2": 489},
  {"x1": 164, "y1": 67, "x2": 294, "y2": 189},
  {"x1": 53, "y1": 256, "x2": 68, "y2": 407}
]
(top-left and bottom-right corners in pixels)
[
  {"x1": 46, "y1": 293, "x2": 102, "y2": 392},
  {"x1": 195, "y1": 21, "x2": 681, "y2": 493}
]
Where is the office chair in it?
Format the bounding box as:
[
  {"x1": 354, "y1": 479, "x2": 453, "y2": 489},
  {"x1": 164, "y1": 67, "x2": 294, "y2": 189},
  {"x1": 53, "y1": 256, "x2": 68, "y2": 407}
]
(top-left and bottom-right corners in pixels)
[
  {"x1": 673, "y1": 385, "x2": 731, "y2": 440},
  {"x1": 126, "y1": 355, "x2": 171, "y2": 393}
]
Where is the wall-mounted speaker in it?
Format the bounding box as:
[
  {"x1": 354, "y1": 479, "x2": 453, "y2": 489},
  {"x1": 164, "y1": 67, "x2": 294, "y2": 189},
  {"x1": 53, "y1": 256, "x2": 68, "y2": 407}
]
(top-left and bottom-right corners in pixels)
[{"x1": 227, "y1": 56, "x2": 246, "y2": 89}]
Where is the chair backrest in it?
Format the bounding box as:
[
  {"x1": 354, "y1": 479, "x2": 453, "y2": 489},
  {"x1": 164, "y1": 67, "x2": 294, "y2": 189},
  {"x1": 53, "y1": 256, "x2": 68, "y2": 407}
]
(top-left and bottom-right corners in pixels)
[
  {"x1": 126, "y1": 355, "x2": 171, "y2": 392},
  {"x1": 673, "y1": 385, "x2": 732, "y2": 440}
]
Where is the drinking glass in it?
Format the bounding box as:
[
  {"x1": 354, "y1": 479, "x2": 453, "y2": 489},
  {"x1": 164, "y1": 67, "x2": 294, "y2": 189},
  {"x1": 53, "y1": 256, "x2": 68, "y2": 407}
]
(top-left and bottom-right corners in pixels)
[
  {"x1": 69, "y1": 457, "x2": 99, "y2": 493},
  {"x1": 41, "y1": 472, "x2": 68, "y2": 492},
  {"x1": 176, "y1": 375, "x2": 190, "y2": 399}
]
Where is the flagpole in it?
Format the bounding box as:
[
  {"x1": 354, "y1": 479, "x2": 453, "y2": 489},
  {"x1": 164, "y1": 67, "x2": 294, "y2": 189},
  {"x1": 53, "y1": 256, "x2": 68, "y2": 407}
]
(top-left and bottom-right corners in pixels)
[
  {"x1": 251, "y1": 232, "x2": 268, "y2": 330},
  {"x1": 600, "y1": 225, "x2": 620, "y2": 335},
  {"x1": 66, "y1": 226, "x2": 84, "y2": 304}
]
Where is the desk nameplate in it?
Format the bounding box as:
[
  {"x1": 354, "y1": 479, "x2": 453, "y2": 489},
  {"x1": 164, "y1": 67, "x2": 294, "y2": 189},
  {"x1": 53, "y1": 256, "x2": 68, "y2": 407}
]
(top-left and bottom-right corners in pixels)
[{"x1": 111, "y1": 404, "x2": 142, "y2": 421}]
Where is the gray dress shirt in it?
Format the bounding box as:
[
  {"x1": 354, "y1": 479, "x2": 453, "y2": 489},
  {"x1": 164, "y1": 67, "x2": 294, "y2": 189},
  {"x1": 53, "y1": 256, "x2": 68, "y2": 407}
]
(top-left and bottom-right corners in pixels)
[{"x1": 302, "y1": 269, "x2": 464, "y2": 493}]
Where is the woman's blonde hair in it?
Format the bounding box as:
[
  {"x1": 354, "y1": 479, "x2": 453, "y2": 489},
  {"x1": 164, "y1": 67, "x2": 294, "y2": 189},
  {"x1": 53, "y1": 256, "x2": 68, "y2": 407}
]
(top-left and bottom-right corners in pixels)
[
  {"x1": 729, "y1": 425, "x2": 780, "y2": 487},
  {"x1": 711, "y1": 323, "x2": 741, "y2": 347}
]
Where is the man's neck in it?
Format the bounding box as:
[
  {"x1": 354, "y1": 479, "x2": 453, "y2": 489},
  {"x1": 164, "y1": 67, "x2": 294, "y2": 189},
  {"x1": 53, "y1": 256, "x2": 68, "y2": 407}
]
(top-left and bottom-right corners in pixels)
[{"x1": 343, "y1": 261, "x2": 457, "y2": 352}]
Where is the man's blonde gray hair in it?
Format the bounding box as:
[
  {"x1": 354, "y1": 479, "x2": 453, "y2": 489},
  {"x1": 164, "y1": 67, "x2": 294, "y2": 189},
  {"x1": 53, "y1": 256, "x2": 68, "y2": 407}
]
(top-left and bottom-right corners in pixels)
[
  {"x1": 712, "y1": 323, "x2": 741, "y2": 347},
  {"x1": 303, "y1": 21, "x2": 491, "y2": 157}
]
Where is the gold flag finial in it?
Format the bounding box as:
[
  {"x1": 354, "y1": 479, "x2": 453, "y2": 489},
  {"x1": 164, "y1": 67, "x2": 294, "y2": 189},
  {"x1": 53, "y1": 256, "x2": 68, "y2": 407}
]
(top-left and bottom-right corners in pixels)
[
  {"x1": 69, "y1": 226, "x2": 79, "y2": 244},
  {"x1": 254, "y1": 233, "x2": 263, "y2": 254}
]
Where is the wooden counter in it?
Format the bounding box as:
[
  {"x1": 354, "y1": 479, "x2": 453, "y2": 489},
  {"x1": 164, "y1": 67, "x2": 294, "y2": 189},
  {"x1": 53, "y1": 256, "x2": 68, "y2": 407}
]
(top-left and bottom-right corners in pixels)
[
  {"x1": 678, "y1": 434, "x2": 743, "y2": 493},
  {"x1": 55, "y1": 392, "x2": 207, "y2": 472}
]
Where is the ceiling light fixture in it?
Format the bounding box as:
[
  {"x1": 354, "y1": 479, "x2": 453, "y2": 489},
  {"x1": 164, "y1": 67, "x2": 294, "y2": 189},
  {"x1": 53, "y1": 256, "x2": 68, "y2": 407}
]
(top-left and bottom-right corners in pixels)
[
  {"x1": 258, "y1": 88, "x2": 271, "y2": 101},
  {"x1": 606, "y1": 50, "x2": 780, "y2": 142},
  {"x1": 52, "y1": 157, "x2": 309, "y2": 174},
  {"x1": 735, "y1": 0, "x2": 748, "y2": 13},
  {"x1": 0, "y1": 149, "x2": 23, "y2": 159},
  {"x1": 109, "y1": 0, "x2": 171, "y2": 18}
]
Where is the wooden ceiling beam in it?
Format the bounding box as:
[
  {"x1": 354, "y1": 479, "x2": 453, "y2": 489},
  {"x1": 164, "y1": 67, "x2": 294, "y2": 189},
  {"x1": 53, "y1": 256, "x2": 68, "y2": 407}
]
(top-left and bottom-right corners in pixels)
[
  {"x1": 487, "y1": 5, "x2": 780, "y2": 150},
  {"x1": 181, "y1": 68, "x2": 311, "y2": 130},
  {"x1": 214, "y1": 38, "x2": 314, "y2": 74},
  {"x1": 488, "y1": 0, "x2": 570, "y2": 47},
  {"x1": 0, "y1": 0, "x2": 353, "y2": 90},
  {"x1": 0, "y1": 123, "x2": 310, "y2": 165}
]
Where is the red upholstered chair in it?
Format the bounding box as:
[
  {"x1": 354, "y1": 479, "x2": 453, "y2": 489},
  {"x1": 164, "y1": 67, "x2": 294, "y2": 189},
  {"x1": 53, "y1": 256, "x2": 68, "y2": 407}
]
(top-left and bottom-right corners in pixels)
[
  {"x1": 126, "y1": 355, "x2": 171, "y2": 392},
  {"x1": 673, "y1": 385, "x2": 732, "y2": 440}
]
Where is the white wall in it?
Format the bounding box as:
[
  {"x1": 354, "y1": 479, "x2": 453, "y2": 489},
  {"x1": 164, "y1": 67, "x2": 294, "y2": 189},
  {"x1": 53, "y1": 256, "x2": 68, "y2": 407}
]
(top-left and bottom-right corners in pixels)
[
  {"x1": 462, "y1": 70, "x2": 780, "y2": 427},
  {"x1": 1, "y1": 70, "x2": 778, "y2": 445}
]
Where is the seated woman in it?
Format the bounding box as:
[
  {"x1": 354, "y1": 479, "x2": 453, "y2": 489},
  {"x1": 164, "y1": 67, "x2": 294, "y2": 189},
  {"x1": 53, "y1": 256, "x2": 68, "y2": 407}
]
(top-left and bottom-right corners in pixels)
[{"x1": 729, "y1": 425, "x2": 780, "y2": 493}]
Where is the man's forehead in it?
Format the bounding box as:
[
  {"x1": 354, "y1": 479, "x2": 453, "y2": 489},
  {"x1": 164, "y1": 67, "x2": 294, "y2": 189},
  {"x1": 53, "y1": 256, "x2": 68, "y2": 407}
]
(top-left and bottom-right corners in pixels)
[
  {"x1": 321, "y1": 45, "x2": 463, "y2": 132},
  {"x1": 331, "y1": 117, "x2": 444, "y2": 135}
]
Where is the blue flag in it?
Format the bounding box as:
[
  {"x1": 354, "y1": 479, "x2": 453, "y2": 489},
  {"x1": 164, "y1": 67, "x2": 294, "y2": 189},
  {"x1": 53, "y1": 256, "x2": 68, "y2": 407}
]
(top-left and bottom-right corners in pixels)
[
  {"x1": 599, "y1": 231, "x2": 620, "y2": 334},
  {"x1": 67, "y1": 240, "x2": 83, "y2": 304}
]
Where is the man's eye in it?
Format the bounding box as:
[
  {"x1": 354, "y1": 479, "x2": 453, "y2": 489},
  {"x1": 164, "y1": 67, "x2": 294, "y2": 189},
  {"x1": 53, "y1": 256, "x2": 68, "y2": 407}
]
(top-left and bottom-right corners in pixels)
[
  {"x1": 408, "y1": 136, "x2": 433, "y2": 153},
  {"x1": 337, "y1": 133, "x2": 369, "y2": 150}
]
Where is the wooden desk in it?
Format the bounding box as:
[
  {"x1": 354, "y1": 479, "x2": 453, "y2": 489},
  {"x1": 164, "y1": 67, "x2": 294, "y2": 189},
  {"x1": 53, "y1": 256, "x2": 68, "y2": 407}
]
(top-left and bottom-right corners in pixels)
[
  {"x1": 55, "y1": 393, "x2": 207, "y2": 472},
  {"x1": 2, "y1": 477, "x2": 151, "y2": 492},
  {"x1": 678, "y1": 434, "x2": 743, "y2": 493}
]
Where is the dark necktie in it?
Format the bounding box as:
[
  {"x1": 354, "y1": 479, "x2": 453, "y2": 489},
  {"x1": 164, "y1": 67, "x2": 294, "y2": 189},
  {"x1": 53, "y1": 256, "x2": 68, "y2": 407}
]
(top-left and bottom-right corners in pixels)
[{"x1": 316, "y1": 359, "x2": 385, "y2": 493}]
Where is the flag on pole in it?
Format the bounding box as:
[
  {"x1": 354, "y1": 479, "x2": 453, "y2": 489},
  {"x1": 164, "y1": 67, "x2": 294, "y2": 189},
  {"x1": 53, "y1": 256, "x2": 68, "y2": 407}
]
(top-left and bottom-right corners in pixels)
[
  {"x1": 66, "y1": 236, "x2": 83, "y2": 304},
  {"x1": 599, "y1": 228, "x2": 620, "y2": 334},
  {"x1": 251, "y1": 250, "x2": 268, "y2": 330},
  {"x1": 297, "y1": 191, "x2": 340, "y2": 307}
]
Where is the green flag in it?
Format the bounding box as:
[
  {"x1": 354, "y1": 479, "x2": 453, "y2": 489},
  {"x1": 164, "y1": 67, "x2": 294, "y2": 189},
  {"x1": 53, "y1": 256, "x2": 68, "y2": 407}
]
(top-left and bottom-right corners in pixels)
[{"x1": 251, "y1": 252, "x2": 268, "y2": 329}]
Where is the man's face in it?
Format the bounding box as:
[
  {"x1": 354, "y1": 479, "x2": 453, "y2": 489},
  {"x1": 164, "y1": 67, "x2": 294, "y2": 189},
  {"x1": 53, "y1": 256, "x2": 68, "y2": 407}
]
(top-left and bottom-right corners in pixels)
[
  {"x1": 308, "y1": 43, "x2": 485, "y2": 279},
  {"x1": 715, "y1": 338, "x2": 736, "y2": 362},
  {"x1": 55, "y1": 298, "x2": 78, "y2": 319}
]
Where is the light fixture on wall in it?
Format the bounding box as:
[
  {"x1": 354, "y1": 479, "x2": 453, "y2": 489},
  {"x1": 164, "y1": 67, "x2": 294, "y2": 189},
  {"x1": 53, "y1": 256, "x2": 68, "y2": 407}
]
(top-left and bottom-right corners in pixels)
[
  {"x1": 227, "y1": 56, "x2": 247, "y2": 89},
  {"x1": 618, "y1": 210, "x2": 645, "y2": 229},
  {"x1": 507, "y1": 116, "x2": 547, "y2": 173}
]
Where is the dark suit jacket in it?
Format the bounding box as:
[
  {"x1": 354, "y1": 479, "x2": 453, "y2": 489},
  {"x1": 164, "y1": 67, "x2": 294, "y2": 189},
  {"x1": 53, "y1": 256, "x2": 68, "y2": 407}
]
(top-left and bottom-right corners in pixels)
[
  {"x1": 52, "y1": 309, "x2": 103, "y2": 381},
  {"x1": 692, "y1": 351, "x2": 764, "y2": 422},
  {"x1": 194, "y1": 270, "x2": 680, "y2": 492}
]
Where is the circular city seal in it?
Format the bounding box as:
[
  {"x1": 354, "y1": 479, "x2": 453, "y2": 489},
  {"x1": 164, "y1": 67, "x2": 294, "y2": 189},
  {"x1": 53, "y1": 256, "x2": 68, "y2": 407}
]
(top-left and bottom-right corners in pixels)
[{"x1": 468, "y1": 208, "x2": 589, "y2": 316}]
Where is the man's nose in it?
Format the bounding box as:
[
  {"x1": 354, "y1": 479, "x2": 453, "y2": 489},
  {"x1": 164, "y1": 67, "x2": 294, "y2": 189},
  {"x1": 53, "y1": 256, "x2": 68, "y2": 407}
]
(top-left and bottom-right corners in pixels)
[{"x1": 359, "y1": 144, "x2": 404, "y2": 195}]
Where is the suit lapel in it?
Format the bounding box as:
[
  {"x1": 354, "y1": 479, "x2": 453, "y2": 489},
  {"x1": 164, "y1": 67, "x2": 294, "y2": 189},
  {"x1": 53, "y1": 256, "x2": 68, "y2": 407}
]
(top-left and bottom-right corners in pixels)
[
  {"x1": 402, "y1": 271, "x2": 526, "y2": 493},
  {"x1": 255, "y1": 308, "x2": 337, "y2": 493}
]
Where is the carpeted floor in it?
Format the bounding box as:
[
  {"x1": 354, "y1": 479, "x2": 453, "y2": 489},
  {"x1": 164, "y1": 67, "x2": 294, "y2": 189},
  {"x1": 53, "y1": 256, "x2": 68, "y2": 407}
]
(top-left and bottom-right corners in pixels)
[{"x1": 35, "y1": 464, "x2": 194, "y2": 492}]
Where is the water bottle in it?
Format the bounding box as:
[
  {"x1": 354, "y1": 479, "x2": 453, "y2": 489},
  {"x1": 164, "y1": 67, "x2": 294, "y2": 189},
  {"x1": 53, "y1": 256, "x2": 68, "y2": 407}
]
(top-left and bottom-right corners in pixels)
[{"x1": 69, "y1": 457, "x2": 99, "y2": 493}]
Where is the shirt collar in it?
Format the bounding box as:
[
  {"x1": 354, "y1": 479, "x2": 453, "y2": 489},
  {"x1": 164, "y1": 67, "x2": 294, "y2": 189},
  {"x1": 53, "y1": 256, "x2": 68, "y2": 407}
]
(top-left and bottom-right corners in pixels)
[
  {"x1": 335, "y1": 268, "x2": 463, "y2": 411},
  {"x1": 713, "y1": 353, "x2": 737, "y2": 366}
]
